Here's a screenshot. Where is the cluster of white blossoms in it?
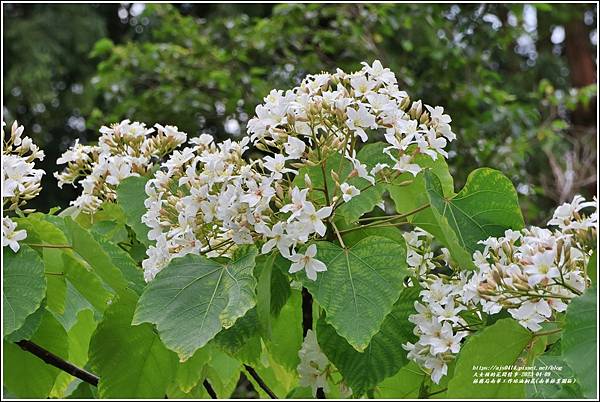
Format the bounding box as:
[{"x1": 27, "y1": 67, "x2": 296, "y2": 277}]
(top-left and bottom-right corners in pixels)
[
  {"x1": 2, "y1": 121, "x2": 45, "y2": 252},
  {"x1": 143, "y1": 60, "x2": 454, "y2": 282},
  {"x1": 55, "y1": 119, "x2": 187, "y2": 213},
  {"x1": 140, "y1": 132, "x2": 333, "y2": 281},
  {"x1": 297, "y1": 329, "x2": 352, "y2": 397},
  {"x1": 471, "y1": 195, "x2": 597, "y2": 331},
  {"x1": 402, "y1": 229, "x2": 473, "y2": 384},
  {"x1": 403, "y1": 195, "x2": 597, "y2": 384},
  {"x1": 247, "y1": 60, "x2": 456, "y2": 190},
  {"x1": 142, "y1": 135, "x2": 271, "y2": 280},
  {"x1": 297, "y1": 330, "x2": 331, "y2": 396}
]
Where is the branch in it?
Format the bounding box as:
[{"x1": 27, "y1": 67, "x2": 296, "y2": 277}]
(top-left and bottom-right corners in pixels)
[
  {"x1": 16, "y1": 340, "x2": 99, "y2": 386},
  {"x1": 244, "y1": 364, "x2": 278, "y2": 399},
  {"x1": 15, "y1": 340, "x2": 217, "y2": 399},
  {"x1": 301, "y1": 287, "x2": 313, "y2": 336},
  {"x1": 202, "y1": 379, "x2": 218, "y2": 399}
]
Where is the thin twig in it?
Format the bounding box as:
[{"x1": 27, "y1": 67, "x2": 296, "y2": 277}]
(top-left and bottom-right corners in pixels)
[{"x1": 244, "y1": 364, "x2": 278, "y2": 399}]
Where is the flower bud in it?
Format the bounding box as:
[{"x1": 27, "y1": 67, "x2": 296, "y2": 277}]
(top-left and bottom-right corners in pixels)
[
  {"x1": 330, "y1": 170, "x2": 340, "y2": 184},
  {"x1": 409, "y1": 100, "x2": 423, "y2": 120},
  {"x1": 286, "y1": 112, "x2": 296, "y2": 126},
  {"x1": 400, "y1": 96, "x2": 411, "y2": 110},
  {"x1": 304, "y1": 173, "x2": 312, "y2": 188},
  {"x1": 275, "y1": 184, "x2": 285, "y2": 200}
]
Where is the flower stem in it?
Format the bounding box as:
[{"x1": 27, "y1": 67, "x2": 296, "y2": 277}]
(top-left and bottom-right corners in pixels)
[
  {"x1": 340, "y1": 203, "x2": 431, "y2": 234},
  {"x1": 24, "y1": 243, "x2": 72, "y2": 249},
  {"x1": 533, "y1": 328, "x2": 563, "y2": 337},
  {"x1": 330, "y1": 220, "x2": 346, "y2": 249}
]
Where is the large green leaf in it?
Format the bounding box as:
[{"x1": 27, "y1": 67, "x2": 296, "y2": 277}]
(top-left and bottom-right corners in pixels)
[
  {"x1": 215, "y1": 309, "x2": 262, "y2": 364},
  {"x1": 301, "y1": 236, "x2": 408, "y2": 351},
  {"x1": 204, "y1": 349, "x2": 243, "y2": 398},
  {"x1": 96, "y1": 235, "x2": 145, "y2": 294},
  {"x1": 386, "y1": 149, "x2": 454, "y2": 242},
  {"x1": 173, "y1": 344, "x2": 213, "y2": 393},
  {"x1": 266, "y1": 289, "x2": 303, "y2": 370},
  {"x1": 255, "y1": 253, "x2": 276, "y2": 338},
  {"x1": 525, "y1": 355, "x2": 582, "y2": 398},
  {"x1": 423, "y1": 168, "x2": 524, "y2": 269},
  {"x1": 51, "y1": 309, "x2": 97, "y2": 398},
  {"x1": 317, "y1": 286, "x2": 420, "y2": 394},
  {"x1": 3, "y1": 245, "x2": 46, "y2": 336},
  {"x1": 3, "y1": 310, "x2": 69, "y2": 398},
  {"x1": 446, "y1": 318, "x2": 532, "y2": 398},
  {"x1": 270, "y1": 254, "x2": 292, "y2": 316},
  {"x1": 65, "y1": 217, "x2": 129, "y2": 292},
  {"x1": 62, "y1": 253, "x2": 112, "y2": 314},
  {"x1": 4, "y1": 303, "x2": 45, "y2": 342},
  {"x1": 53, "y1": 281, "x2": 94, "y2": 332},
  {"x1": 117, "y1": 176, "x2": 153, "y2": 246},
  {"x1": 562, "y1": 287, "x2": 596, "y2": 398},
  {"x1": 89, "y1": 290, "x2": 178, "y2": 398},
  {"x1": 375, "y1": 361, "x2": 425, "y2": 398},
  {"x1": 133, "y1": 246, "x2": 258, "y2": 360},
  {"x1": 14, "y1": 215, "x2": 69, "y2": 315}
]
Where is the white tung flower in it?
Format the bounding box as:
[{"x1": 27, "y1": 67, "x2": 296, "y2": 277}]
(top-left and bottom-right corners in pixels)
[
  {"x1": 524, "y1": 250, "x2": 560, "y2": 287},
  {"x1": 346, "y1": 105, "x2": 376, "y2": 142},
  {"x1": 508, "y1": 302, "x2": 546, "y2": 332},
  {"x1": 283, "y1": 136, "x2": 306, "y2": 159},
  {"x1": 297, "y1": 329, "x2": 330, "y2": 397},
  {"x1": 2, "y1": 217, "x2": 27, "y2": 253},
  {"x1": 301, "y1": 204, "x2": 333, "y2": 237},
  {"x1": 289, "y1": 244, "x2": 327, "y2": 281},
  {"x1": 340, "y1": 182, "x2": 360, "y2": 202},
  {"x1": 263, "y1": 153, "x2": 296, "y2": 179}
]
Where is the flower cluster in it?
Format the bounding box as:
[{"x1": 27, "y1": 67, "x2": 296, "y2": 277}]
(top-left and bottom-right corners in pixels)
[
  {"x1": 2, "y1": 121, "x2": 45, "y2": 252},
  {"x1": 142, "y1": 136, "x2": 262, "y2": 280},
  {"x1": 471, "y1": 195, "x2": 597, "y2": 331},
  {"x1": 2, "y1": 121, "x2": 45, "y2": 211},
  {"x1": 144, "y1": 60, "x2": 454, "y2": 282},
  {"x1": 402, "y1": 229, "x2": 474, "y2": 384},
  {"x1": 403, "y1": 195, "x2": 597, "y2": 383},
  {"x1": 247, "y1": 60, "x2": 455, "y2": 192},
  {"x1": 297, "y1": 329, "x2": 331, "y2": 396},
  {"x1": 296, "y1": 329, "x2": 353, "y2": 397},
  {"x1": 55, "y1": 119, "x2": 187, "y2": 213},
  {"x1": 141, "y1": 132, "x2": 333, "y2": 281}
]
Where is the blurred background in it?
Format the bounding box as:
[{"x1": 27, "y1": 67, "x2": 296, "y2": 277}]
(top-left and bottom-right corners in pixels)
[{"x1": 3, "y1": 3, "x2": 597, "y2": 224}]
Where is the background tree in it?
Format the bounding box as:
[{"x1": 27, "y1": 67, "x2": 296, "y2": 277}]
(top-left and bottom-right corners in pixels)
[{"x1": 3, "y1": 3, "x2": 597, "y2": 222}]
